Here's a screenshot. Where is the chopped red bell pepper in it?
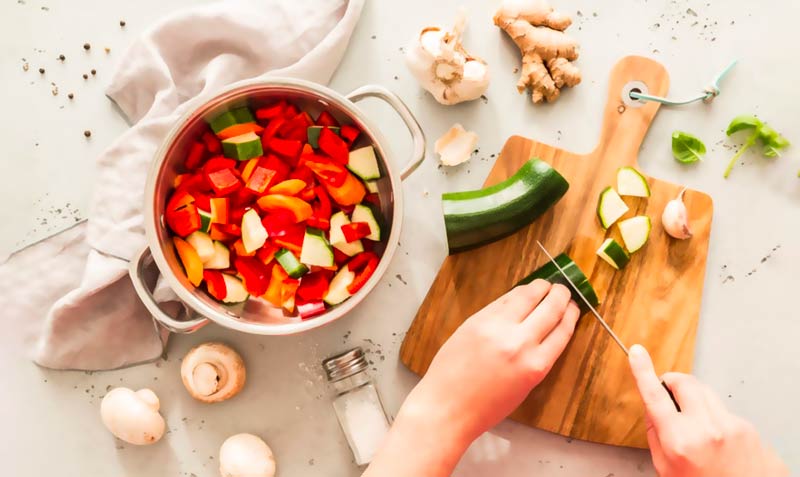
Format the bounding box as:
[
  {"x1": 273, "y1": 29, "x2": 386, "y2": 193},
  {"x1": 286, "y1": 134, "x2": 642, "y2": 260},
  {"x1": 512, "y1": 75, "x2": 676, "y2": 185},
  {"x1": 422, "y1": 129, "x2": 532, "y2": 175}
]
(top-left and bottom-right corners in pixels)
[
  {"x1": 341, "y1": 222, "x2": 371, "y2": 243},
  {"x1": 279, "y1": 113, "x2": 313, "y2": 142},
  {"x1": 202, "y1": 156, "x2": 237, "y2": 174},
  {"x1": 167, "y1": 189, "x2": 195, "y2": 211},
  {"x1": 256, "y1": 242, "x2": 280, "y2": 265},
  {"x1": 333, "y1": 247, "x2": 350, "y2": 266},
  {"x1": 305, "y1": 159, "x2": 348, "y2": 187},
  {"x1": 347, "y1": 253, "x2": 379, "y2": 294},
  {"x1": 271, "y1": 223, "x2": 305, "y2": 254},
  {"x1": 316, "y1": 111, "x2": 339, "y2": 128},
  {"x1": 234, "y1": 256, "x2": 271, "y2": 296},
  {"x1": 261, "y1": 117, "x2": 286, "y2": 148},
  {"x1": 257, "y1": 195, "x2": 313, "y2": 223},
  {"x1": 184, "y1": 141, "x2": 206, "y2": 170},
  {"x1": 210, "y1": 224, "x2": 237, "y2": 242},
  {"x1": 206, "y1": 168, "x2": 241, "y2": 196},
  {"x1": 307, "y1": 185, "x2": 332, "y2": 230},
  {"x1": 258, "y1": 155, "x2": 290, "y2": 184},
  {"x1": 166, "y1": 203, "x2": 201, "y2": 237},
  {"x1": 209, "y1": 197, "x2": 229, "y2": 224},
  {"x1": 347, "y1": 251, "x2": 378, "y2": 272},
  {"x1": 217, "y1": 222, "x2": 241, "y2": 237},
  {"x1": 261, "y1": 212, "x2": 297, "y2": 237},
  {"x1": 339, "y1": 124, "x2": 361, "y2": 145},
  {"x1": 203, "y1": 270, "x2": 227, "y2": 300},
  {"x1": 229, "y1": 187, "x2": 256, "y2": 210},
  {"x1": 194, "y1": 192, "x2": 211, "y2": 212},
  {"x1": 318, "y1": 127, "x2": 349, "y2": 165},
  {"x1": 297, "y1": 300, "x2": 326, "y2": 319},
  {"x1": 201, "y1": 130, "x2": 222, "y2": 155},
  {"x1": 283, "y1": 103, "x2": 299, "y2": 119},
  {"x1": 175, "y1": 173, "x2": 209, "y2": 195},
  {"x1": 255, "y1": 101, "x2": 285, "y2": 121},
  {"x1": 363, "y1": 192, "x2": 381, "y2": 208},
  {"x1": 297, "y1": 272, "x2": 330, "y2": 301},
  {"x1": 246, "y1": 166, "x2": 277, "y2": 195},
  {"x1": 268, "y1": 137, "x2": 303, "y2": 161}
]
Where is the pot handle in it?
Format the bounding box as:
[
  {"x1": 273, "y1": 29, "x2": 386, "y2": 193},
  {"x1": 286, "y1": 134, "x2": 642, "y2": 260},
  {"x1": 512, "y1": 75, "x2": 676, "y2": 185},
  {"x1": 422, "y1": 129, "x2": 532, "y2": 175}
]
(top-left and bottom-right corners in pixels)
[
  {"x1": 129, "y1": 246, "x2": 210, "y2": 334},
  {"x1": 346, "y1": 85, "x2": 426, "y2": 180}
]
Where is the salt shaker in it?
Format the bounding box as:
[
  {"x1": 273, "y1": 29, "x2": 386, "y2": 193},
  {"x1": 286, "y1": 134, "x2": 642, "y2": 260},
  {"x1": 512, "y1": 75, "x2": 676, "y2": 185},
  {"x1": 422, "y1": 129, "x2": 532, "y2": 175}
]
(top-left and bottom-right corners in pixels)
[{"x1": 323, "y1": 347, "x2": 390, "y2": 466}]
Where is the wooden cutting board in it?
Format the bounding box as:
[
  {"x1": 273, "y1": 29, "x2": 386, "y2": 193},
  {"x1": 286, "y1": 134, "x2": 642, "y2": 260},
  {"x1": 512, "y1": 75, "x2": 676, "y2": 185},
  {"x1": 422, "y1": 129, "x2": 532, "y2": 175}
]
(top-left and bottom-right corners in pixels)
[{"x1": 399, "y1": 56, "x2": 713, "y2": 449}]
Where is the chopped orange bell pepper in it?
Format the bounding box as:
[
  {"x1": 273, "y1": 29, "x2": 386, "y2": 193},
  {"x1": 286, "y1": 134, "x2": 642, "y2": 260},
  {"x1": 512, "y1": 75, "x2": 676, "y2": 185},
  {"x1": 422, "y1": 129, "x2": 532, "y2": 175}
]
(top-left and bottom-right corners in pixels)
[
  {"x1": 324, "y1": 171, "x2": 366, "y2": 206},
  {"x1": 268, "y1": 179, "x2": 307, "y2": 196},
  {"x1": 281, "y1": 278, "x2": 300, "y2": 313},
  {"x1": 240, "y1": 158, "x2": 260, "y2": 182},
  {"x1": 264, "y1": 264, "x2": 288, "y2": 306},
  {"x1": 173, "y1": 237, "x2": 203, "y2": 286},
  {"x1": 233, "y1": 238, "x2": 256, "y2": 257},
  {"x1": 216, "y1": 122, "x2": 264, "y2": 140},
  {"x1": 256, "y1": 194, "x2": 313, "y2": 223}
]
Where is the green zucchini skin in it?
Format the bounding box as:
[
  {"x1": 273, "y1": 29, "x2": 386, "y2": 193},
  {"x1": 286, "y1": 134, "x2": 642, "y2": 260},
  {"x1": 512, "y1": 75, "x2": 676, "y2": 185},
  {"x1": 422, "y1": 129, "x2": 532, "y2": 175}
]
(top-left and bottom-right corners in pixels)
[
  {"x1": 442, "y1": 159, "x2": 569, "y2": 254},
  {"x1": 517, "y1": 253, "x2": 599, "y2": 313}
]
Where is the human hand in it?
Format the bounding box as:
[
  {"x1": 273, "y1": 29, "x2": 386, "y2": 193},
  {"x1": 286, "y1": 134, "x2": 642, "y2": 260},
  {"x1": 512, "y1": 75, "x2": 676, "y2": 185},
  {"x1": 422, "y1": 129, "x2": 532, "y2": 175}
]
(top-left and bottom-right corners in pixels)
[
  {"x1": 404, "y1": 279, "x2": 580, "y2": 442},
  {"x1": 628, "y1": 344, "x2": 789, "y2": 477}
]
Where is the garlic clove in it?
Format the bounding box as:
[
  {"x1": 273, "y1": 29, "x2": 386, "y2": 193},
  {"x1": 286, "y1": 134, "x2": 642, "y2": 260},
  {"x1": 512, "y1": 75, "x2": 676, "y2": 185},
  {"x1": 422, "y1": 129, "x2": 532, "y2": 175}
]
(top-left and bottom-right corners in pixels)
[
  {"x1": 662, "y1": 188, "x2": 693, "y2": 240},
  {"x1": 435, "y1": 124, "x2": 479, "y2": 166},
  {"x1": 181, "y1": 342, "x2": 246, "y2": 403}
]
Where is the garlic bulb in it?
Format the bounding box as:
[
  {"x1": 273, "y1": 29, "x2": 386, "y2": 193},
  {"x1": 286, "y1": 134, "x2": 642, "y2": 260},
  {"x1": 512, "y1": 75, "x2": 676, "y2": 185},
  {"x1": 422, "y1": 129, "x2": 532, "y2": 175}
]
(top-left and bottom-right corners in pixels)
[
  {"x1": 435, "y1": 124, "x2": 479, "y2": 166},
  {"x1": 662, "y1": 188, "x2": 692, "y2": 239},
  {"x1": 405, "y1": 10, "x2": 490, "y2": 105},
  {"x1": 181, "y1": 342, "x2": 246, "y2": 403}
]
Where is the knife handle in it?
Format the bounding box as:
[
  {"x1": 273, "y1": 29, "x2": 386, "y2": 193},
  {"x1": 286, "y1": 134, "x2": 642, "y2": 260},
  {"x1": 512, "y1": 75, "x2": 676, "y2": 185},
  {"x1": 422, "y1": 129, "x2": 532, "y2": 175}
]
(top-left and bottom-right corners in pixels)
[{"x1": 661, "y1": 380, "x2": 681, "y2": 412}]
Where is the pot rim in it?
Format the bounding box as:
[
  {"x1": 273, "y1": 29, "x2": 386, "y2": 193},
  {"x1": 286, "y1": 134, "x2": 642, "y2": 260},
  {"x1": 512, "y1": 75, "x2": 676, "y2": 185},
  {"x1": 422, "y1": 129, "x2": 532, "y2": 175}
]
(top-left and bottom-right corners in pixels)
[{"x1": 144, "y1": 77, "x2": 406, "y2": 335}]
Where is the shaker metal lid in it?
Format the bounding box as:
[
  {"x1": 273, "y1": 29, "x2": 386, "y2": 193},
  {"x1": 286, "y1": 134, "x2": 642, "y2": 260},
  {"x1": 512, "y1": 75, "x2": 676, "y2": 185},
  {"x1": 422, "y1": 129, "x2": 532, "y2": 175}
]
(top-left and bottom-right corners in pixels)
[{"x1": 323, "y1": 347, "x2": 368, "y2": 382}]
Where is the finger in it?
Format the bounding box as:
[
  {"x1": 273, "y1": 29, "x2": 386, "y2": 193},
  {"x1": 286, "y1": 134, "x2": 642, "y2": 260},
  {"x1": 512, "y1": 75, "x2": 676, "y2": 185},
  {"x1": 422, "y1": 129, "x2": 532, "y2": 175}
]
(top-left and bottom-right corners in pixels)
[
  {"x1": 644, "y1": 414, "x2": 668, "y2": 473},
  {"x1": 520, "y1": 283, "x2": 572, "y2": 341},
  {"x1": 700, "y1": 382, "x2": 731, "y2": 426},
  {"x1": 661, "y1": 373, "x2": 712, "y2": 416},
  {"x1": 535, "y1": 301, "x2": 580, "y2": 359},
  {"x1": 628, "y1": 344, "x2": 677, "y2": 428},
  {"x1": 479, "y1": 279, "x2": 552, "y2": 323}
]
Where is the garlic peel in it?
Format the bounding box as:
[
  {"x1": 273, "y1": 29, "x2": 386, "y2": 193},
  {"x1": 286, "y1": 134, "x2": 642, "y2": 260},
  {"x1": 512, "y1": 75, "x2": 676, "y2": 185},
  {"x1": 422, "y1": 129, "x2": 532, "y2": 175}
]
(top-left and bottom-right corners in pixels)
[
  {"x1": 100, "y1": 387, "x2": 166, "y2": 445},
  {"x1": 219, "y1": 433, "x2": 276, "y2": 477},
  {"x1": 405, "y1": 11, "x2": 490, "y2": 105},
  {"x1": 181, "y1": 342, "x2": 246, "y2": 403},
  {"x1": 662, "y1": 187, "x2": 693, "y2": 240},
  {"x1": 435, "y1": 124, "x2": 479, "y2": 166}
]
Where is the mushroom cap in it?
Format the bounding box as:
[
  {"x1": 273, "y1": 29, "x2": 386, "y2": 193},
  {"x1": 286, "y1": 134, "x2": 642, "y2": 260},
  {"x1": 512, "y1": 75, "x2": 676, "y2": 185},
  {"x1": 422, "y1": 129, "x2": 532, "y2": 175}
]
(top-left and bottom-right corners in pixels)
[
  {"x1": 219, "y1": 433, "x2": 276, "y2": 477},
  {"x1": 180, "y1": 342, "x2": 246, "y2": 403},
  {"x1": 100, "y1": 387, "x2": 165, "y2": 445}
]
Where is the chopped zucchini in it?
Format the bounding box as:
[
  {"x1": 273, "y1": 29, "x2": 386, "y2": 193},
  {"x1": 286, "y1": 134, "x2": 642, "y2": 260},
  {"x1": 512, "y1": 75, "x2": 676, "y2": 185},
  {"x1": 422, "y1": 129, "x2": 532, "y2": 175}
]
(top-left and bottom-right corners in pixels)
[
  {"x1": 275, "y1": 248, "x2": 309, "y2": 278},
  {"x1": 596, "y1": 238, "x2": 630, "y2": 270},
  {"x1": 324, "y1": 265, "x2": 355, "y2": 305},
  {"x1": 198, "y1": 209, "x2": 212, "y2": 233},
  {"x1": 365, "y1": 181, "x2": 379, "y2": 194},
  {"x1": 330, "y1": 211, "x2": 364, "y2": 256},
  {"x1": 221, "y1": 274, "x2": 249, "y2": 303},
  {"x1": 230, "y1": 107, "x2": 255, "y2": 124},
  {"x1": 517, "y1": 252, "x2": 599, "y2": 313},
  {"x1": 241, "y1": 209, "x2": 267, "y2": 253},
  {"x1": 618, "y1": 216, "x2": 651, "y2": 253},
  {"x1": 307, "y1": 126, "x2": 340, "y2": 149},
  {"x1": 222, "y1": 132, "x2": 263, "y2": 161},
  {"x1": 351, "y1": 204, "x2": 380, "y2": 241},
  {"x1": 203, "y1": 241, "x2": 230, "y2": 269},
  {"x1": 347, "y1": 146, "x2": 381, "y2": 180},
  {"x1": 617, "y1": 167, "x2": 651, "y2": 197},
  {"x1": 186, "y1": 231, "x2": 215, "y2": 263},
  {"x1": 300, "y1": 228, "x2": 334, "y2": 267},
  {"x1": 597, "y1": 186, "x2": 629, "y2": 229},
  {"x1": 208, "y1": 111, "x2": 238, "y2": 134}
]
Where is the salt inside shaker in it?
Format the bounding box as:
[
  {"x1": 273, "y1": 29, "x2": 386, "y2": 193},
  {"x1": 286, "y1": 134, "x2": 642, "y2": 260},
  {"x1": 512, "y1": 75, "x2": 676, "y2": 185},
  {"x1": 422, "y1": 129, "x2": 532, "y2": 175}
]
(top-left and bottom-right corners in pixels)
[{"x1": 323, "y1": 347, "x2": 390, "y2": 466}]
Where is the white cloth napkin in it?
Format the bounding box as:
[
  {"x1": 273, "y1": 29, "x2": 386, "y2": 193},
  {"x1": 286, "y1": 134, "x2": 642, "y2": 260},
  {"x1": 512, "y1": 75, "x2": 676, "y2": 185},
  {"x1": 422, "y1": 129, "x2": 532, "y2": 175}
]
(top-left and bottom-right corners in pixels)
[{"x1": 0, "y1": 0, "x2": 364, "y2": 371}]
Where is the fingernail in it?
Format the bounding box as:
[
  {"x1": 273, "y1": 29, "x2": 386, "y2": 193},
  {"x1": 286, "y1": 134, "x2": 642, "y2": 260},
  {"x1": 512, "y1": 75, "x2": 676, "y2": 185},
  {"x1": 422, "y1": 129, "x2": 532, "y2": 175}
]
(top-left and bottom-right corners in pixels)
[{"x1": 629, "y1": 344, "x2": 647, "y2": 360}]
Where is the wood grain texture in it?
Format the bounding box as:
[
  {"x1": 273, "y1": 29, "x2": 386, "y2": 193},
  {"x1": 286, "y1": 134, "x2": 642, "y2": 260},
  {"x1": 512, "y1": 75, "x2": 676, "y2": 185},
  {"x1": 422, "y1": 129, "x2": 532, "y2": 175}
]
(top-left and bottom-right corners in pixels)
[{"x1": 399, "y1": 56, "x2": 713, "y2": 449}]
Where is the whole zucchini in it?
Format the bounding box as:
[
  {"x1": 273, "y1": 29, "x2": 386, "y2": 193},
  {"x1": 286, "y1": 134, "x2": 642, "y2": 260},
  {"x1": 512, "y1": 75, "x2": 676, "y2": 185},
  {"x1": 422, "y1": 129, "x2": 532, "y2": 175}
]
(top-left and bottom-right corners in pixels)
[{"x1": 442, "y1": 158, "x2": 569, "y2": 254}]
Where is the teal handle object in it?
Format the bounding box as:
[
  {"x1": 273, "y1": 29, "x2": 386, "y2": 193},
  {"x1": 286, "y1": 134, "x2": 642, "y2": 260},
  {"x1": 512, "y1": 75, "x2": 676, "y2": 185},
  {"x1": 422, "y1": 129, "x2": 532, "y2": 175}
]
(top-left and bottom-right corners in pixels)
[{"x1": 630, "y1": 60, "x2": 738, "y2": 106}]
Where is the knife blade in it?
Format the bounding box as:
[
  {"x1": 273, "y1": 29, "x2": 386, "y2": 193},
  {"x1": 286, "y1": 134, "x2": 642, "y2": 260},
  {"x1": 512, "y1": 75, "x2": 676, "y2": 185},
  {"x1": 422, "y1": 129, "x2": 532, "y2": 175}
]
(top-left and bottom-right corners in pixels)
[{"x1": 535, "y1": 240, "x2": 680, "y2": 411}]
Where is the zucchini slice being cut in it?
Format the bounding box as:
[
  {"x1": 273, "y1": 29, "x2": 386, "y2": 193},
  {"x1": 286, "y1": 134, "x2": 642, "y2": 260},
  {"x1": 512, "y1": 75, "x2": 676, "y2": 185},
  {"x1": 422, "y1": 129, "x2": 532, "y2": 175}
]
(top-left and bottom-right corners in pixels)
[
  {"x1": 596, "y1": 238, "x2": 630, "y2": 269},
  {"x1": 618, "y1": 216, "x2": 651, "y2": 253},
  {"x1": 442, "y1": 158, "x2": 569, "y2": 254},
  {"x1": 597, "y1": 186, "x2": 629, "y2": 229},
  {"x1": 617, "y1": 166, "x2": 651, "y2": 197},
  {"x1": 517, "y1": 252, "x2": 599, "y2": 313}
]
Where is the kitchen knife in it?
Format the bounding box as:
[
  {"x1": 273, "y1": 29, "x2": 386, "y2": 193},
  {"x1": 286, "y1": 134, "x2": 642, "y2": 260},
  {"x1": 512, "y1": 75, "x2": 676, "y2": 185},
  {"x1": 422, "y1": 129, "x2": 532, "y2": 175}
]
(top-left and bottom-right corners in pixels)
[{"x1": 535, "y1": 241, "x2": 680, "y2": 411}]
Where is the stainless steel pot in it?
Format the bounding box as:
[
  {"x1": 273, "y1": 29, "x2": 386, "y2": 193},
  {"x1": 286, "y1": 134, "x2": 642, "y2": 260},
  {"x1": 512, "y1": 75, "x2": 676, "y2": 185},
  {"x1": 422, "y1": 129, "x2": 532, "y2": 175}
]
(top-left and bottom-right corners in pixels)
[{"x1": 129, "y1": 78, "x2": 425, "y2": 335}]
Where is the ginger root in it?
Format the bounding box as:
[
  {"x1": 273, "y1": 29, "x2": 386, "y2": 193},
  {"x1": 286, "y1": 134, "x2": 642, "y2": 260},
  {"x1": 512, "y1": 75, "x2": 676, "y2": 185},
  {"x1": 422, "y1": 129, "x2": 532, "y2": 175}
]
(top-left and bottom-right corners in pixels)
[{"x1": 493, "y1": 0, "x2": 581, "y2": 103}]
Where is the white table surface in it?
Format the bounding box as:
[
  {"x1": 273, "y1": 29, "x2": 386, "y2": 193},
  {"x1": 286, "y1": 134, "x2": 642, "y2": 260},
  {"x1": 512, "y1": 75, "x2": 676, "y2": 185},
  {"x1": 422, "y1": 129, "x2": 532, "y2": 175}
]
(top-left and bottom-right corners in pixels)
[{"x1": 2, "y1": 0, "x2": 799, "y2": 475}]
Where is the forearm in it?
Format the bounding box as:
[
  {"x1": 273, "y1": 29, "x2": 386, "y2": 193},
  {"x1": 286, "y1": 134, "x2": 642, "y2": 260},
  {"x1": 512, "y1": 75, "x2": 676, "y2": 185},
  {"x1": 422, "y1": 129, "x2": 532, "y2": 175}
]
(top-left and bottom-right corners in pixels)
[{"x1": 363, "y1": 383, "x2": 474, "y2": 477}]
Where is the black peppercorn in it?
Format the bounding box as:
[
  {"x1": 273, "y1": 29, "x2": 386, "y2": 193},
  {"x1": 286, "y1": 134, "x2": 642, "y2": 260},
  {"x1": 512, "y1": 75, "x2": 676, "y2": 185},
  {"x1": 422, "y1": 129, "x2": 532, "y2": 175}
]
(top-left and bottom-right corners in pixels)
[
  {"x1": 38, "y1": 67, "x2": 45, "y2": 74},
  {"x1": 83, "y1": 43, "x2": 91, "y2": 51},
  {"x1": 58, "y1": 54, "x2": 65, "y2": 61},
  {"x1": 84, "y1": 130, "x2": 92, "y2": 138},
  {"x1": 91, "y1": 69, "x2": 96, "y2": 75},
  {"x1": 68, "y1": 93, "x2": 74, "y2": 100},
  {"x1": 120, "y1": 20, "x2": 126, "y2": 27},
  {"x1": 82, "y1": 73, "x2": 88, "y2": 79}
]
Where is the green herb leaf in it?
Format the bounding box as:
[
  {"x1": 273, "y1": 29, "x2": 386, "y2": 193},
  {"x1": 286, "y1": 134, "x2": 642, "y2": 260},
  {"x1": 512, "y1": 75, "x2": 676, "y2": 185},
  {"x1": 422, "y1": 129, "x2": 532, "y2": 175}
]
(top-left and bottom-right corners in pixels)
[
  {"x1": 758, "y1": 124, "x2": 790, "y2": 157},
  {"x1": 726, "y1": 115, "x2": 762, "y2": 136},
  {"x1": 672, "y1": 131, "x2": 706, "y2": 164}
]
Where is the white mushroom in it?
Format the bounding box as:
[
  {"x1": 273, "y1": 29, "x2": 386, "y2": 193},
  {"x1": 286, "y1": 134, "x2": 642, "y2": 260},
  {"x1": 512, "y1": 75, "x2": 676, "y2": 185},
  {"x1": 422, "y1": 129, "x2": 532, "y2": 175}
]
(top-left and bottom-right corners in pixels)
[
  {"x1": 100, "y1": 387, "x2": 166, "y2": 445},
  {"x1": 405, "y1": 10, "x2": 490, "y2": 105},
  {"x1": 181, "y1": 342, "x2": 246, "y2": 403},
  {"x1": 435, "y1": 124, "x2": 479, "y2": 166},
  {"x1": 219, "y1": 433, "x2": 276, "y2": 477}
]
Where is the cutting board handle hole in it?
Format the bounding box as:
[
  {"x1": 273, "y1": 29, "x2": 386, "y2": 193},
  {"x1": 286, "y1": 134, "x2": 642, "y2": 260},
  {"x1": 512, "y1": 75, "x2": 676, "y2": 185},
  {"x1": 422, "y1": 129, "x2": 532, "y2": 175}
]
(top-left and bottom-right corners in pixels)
[{"x1": 621, "y1": 81, "x2": 648, "y2": 108}]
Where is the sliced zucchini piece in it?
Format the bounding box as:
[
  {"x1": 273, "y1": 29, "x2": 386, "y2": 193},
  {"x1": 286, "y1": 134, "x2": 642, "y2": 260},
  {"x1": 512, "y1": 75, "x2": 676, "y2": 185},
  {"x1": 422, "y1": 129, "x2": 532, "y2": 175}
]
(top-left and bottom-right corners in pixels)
[
  {"x1": 307, "y1": 126, "x2": 340, "y2": 149},
  {"x1": 618, "y1": 216, "x2": 651, "y2": 253},
  {"x1": 198, "y1": 209, "x2": 212, "y2": 233},
  {"x1": 596, "y1": 238, "x2": 630, "y2": 270},
  {"x1": 597, "y1": 186, "x2": 629, "y2": 229},
  {"x1": 300, "y1": 228, "x2": 334, "y2": 267},
  {"x1": 221, "y1": 274, "x2": 249, "y2": 304},
  {"x1": 517, "y1": 252, "x2": 599, "y2": 312},
  {"x1": 222, "y1": 131, "x2": 264, "y2": 161},
  {"x1": 275, "y1": 248, "x2": 309, "y2": 279},
  {"x1": 230, "y1": 107, "x2": 255, "y2": 124},
  {"x1": 365, "y1": 181, "x2": 379, "y2": 194},
  {"x1": 324, "y1": 265, "x2": 355, "y2": 305},
  {"x1": 442, "y1": 158, "x2": 569, "y2": 254},
  {"x1": 329, "y1": 211, "x2": 364, "y2": 256},
  {"x1": 203, "y1": 241, "x2": 230, "y2": 269},
  {"x1": 241, "y1": 208, "x2": 268, "y2": 253},
  {"x1": 617, "y1": 167, "x2": 651, "y2": 197},
  {"x1": 186, "y1": 231, "x2": 215, "y2": 263},
  {"x1": 351, "y1": 204, "x2": 380, "y2": 241},
  {"x1": 347, "y1": 146, "x2": 381, "y2": 181},
  {"x1": 208, "y1": 111, "x2": 238, "y2": 134}
]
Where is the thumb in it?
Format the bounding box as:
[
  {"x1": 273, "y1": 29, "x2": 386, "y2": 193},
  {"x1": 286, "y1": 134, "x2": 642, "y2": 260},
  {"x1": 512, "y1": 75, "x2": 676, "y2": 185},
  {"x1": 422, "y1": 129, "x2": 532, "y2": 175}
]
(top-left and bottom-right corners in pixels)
[{"x1": 629, "y1": 344, "x2": 676, "y2": 429}]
